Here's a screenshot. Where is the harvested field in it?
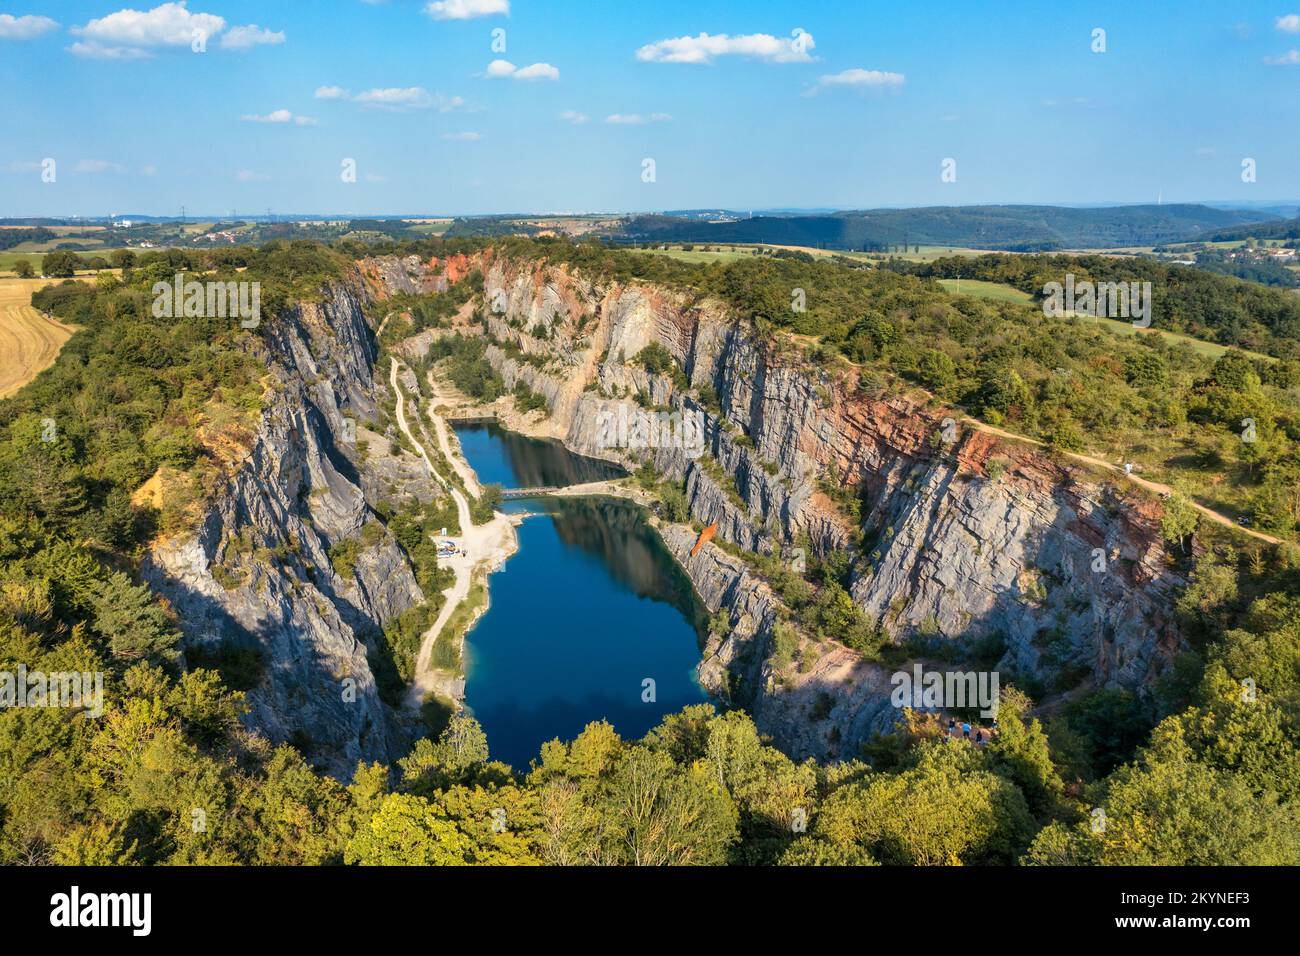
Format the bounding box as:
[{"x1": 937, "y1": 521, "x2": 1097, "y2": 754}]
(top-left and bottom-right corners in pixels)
[{"x1": 0, "y1": 278, "x2": 76, "y2": 398}]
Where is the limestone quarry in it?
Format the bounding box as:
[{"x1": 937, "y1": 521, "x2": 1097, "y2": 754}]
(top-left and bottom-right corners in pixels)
[{"x1": 139, "y1": 250, "x2": 1187, "y2": 773}]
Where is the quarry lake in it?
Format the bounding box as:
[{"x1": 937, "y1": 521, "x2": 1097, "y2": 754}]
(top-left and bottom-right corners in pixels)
[{"x1": 453, "y1": 423, "x2": 709, "y2": 769}]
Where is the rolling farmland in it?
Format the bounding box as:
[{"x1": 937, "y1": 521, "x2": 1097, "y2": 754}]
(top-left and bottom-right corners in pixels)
[{"x1": 0, "y1": 279, "x2": 76, "y2": 398}]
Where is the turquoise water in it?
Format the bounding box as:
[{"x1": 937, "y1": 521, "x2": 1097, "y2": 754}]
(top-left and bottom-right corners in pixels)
[{"x1": 454, "y1": 424, "x2": 709, "y2": 769}]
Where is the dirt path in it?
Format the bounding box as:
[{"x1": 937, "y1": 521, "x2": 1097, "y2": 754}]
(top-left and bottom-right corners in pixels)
[
  {"x1": 962, "y1": 417, "x2": 1284, "y2": 546},
  {"x1": 422, "y1": 370, "x2": 482, "y2": 497},
  {"x1": 389, "y1": 357, "x2": 518, "y2": 709}
]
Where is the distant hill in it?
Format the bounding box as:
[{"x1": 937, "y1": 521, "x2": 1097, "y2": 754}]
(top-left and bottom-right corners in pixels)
[
  {"x1": 1197, "y1": 216, "x2": 1300, "y2": 244},
  {"x1": 609, "y1": 204, "x2": 1274, "y2": 251}
]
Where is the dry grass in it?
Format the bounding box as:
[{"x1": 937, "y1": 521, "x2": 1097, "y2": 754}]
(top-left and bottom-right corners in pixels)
[{"x1": 0, "y1": 278, "x2": 76, "y2": 398}]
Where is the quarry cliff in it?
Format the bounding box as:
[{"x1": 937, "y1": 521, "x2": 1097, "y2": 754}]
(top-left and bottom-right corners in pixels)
[
  {"x1": 381, "y1": 250, "x2": 1186, "y2": 760},
  {"x1": 141, "y1": 251, "x2": 1188, "y2": 770}
]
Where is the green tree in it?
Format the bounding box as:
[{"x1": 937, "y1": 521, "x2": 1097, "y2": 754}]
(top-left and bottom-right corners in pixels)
[
  {"x1": 41, "y1": 251, "x2": 81, "y2": 278},
  {"x1": 345, "y1": 792, "x2": 475, "y2": 865},
  {"x1": 985, "y1": 688, "x2": 1065, "y2": 816},
  {"x1": 89, "y1": 571, "x2": 180, "y2": 666},
  {"x1": 1159, "y1": 492, "x2": 1199, "y2": 552},
  {"x1": 916, "y1": 348, "x2": 957, "y2": 390},
  {"x1": 812, "y1": 742, "x2": 1035, "y2": 865},
  {"x1": 597, "y1": 746, "x2": 738, "y2": 865}
]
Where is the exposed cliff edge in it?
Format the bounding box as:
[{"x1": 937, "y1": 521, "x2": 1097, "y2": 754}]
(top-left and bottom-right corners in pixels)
[
  {"x1": 141, "y1": 272, "x2": 434, "y2": 778},
  {"x1": 378, "y1": 251, "x2": 1188, "y2": 762},
  {"x1": 139, "y1": 250, "x2": 1189, "y2": 773}
]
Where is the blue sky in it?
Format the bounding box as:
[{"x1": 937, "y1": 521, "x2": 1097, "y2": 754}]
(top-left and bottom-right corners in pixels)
[{"x1": 2, "y1": 0, "x2": 1299, "y2": 216}]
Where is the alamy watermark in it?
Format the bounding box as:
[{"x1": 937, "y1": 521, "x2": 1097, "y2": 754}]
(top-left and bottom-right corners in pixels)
[
  {"x1": 1042, "y1": 273, "x2": 1152, "y2": 328},
  {"x1": 890, "y1": 663, "x2": 1000, "y2": 718},
  {"x1": 152, "y1": 274, "x2": 261, "y2": 328},
  {"x1": 595, "y1": 405, "x2": 705, "y2": 458},
  {"x1": 1, "y1": 666, "x2": 104, "y2": 718}
]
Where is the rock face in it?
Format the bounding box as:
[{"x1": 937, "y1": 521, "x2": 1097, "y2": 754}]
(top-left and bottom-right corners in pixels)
[
  {"x1": 143, "y1": 274, "x2": 431, "y2": 779},
  {"x1": 142, "y1": 249, "x2": 1187, "y2": 772},
  {"x1": 397, "y1": 252, "x2": 1186, "y2": 761}
]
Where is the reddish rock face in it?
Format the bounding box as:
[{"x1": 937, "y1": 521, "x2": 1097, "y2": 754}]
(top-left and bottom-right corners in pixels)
[
  {"x1": 372, "y1": 252, "x2": 1188, "y2": 760},
  {"x1": 429, "y1": 253, "x2": 474, "y2": 285}
]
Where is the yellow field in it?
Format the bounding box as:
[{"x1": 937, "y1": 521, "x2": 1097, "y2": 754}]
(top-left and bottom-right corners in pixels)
[{"x1": 0, "y1": 278, "x2": 76, "y2": 398}]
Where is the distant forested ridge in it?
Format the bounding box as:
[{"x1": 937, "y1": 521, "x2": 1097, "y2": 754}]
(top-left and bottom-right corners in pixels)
[
  {"x1": 0, "y1": 227, "x2": 55, "y2": 251},
  {"x1": 1198, "y1": 215, "x2": 1300, "y2": 244},
  {"x1": 608, "y1": 204, "x2": 1272, "y2": 251}
]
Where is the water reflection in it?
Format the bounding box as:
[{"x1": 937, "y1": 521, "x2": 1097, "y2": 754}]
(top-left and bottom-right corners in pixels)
[
  {"x1": 454, "y1": 422, "x2": 624, "y2": 490},
  {"x1": 542, "y1": 497, "x2": 708, "y2": 643},
  {"x1": 453, "y1": 424, "x2": 707, "y2": 770}
]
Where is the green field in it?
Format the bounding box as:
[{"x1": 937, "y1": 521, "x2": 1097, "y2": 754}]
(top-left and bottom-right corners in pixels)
[
  {"x1": 1054, "y1": 310, "x2": 1275, "y2": 363},
  {"x1": 0, "y1": 248, "x2": 136, "y2": 275},
  {"x1": 406, "y1": 221, "x2": 453, "y2": 236},
  {"x1": 937, "y1": 278, "x2": 1035, "y2": 304}
]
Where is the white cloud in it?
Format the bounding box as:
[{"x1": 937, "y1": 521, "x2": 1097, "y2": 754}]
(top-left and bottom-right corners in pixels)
[
  {"x1": 219, "y1": 24, "x2": 284, "y2": 50},
  {"x1": 353, "y1": 86, "x2": 433, "y2": 110},
  {"x1": 636, "y1": 29, "x2": 814, "y2": 64},
  {"x1": 73, "y1": 159, "x2": 128, "y2": 174},
  {"x1": 68, "y1": 4, "x2": 283, "y2": 58},
  {"x1": 485, "y1": 59, "x2": 559, "y2": 81},
  {"x1": 442, "y1": 131, "x2": 482, "y2": 140},
  {"x1": 70, "y1": 2, "x2": 225, "y2": 58},
  {"x1": 350, "y1": 87, "x2": 466, "y2": 113},
  {"x1": 3, "y1": 160, "x2": 44, "y2": 173},
  {"x1": 425, "y1": 0, "x2": 509, "y2": 20},
  {"x1": 240, "y1": 109, "x2": 316, "y2": 125},
  {"x1": 1265, "y1": 48, "x2": 1300, "y2": 64},
  {"x1": 605, "y1": 113, "x2": 672, "y2": 125},
  {"x1": 236, "y1": 169, "x2": 269, "y2": 182},
  {"x1": 0, "y1": 14, "x2": 59, "y2": 39},
  {"x1": 242, "y1": 108, "x2": 293, "y2": 123},
  {"x1": 559, "y1": 110, "x2": 589, "y2": 124},
  {"x1": 315, "y1": 85, "x2": 348, "y2": 99},
  {"x1": 807, "y1": 68, "x2": 905, "y2": 94},
  {"x1": 1277, "y1": 14, "x2": 1300, "y2": 32},
  {"x1": 513, "y1": 62, "x2": 559, "y2": 81},
  {"x1": 69, "y1": 40, "x2": 152, "y2": 59}
]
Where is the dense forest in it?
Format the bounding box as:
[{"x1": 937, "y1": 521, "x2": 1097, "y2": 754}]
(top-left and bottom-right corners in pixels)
[
  {"x1": 609, "y1": 204, "x2": 1271, "y2": 251},
  {"x1": 1, "y1": 237, "x2": 1298, "y2": 864},
  {"x1": 0, "y1": 227, "x2": 55, "y2": 252},
  {"x1": 896, "y1": 252, "x2": 1300, "y2": 360},
  {"x1": 1199, "y1": 215, "x2": 1300, "y2": 244}
]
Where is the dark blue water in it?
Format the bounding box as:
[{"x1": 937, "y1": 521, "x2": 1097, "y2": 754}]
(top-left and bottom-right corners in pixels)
[
  {"x1": 454, "y1": 424, "x2": 708, "y2": 769},
  {"x1": 454, "y1": 422, "x2": 625, "y2": 505}
]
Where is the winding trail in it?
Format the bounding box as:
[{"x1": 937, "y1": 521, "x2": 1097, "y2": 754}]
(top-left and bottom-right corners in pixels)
[
  {"x1": 389, "y1": 357, "x2": 517, "y2": 710},
  {"x1": 422, "y1": 370, "x2": 482, "y2": 497},
  {"x1": 962, "y1": 416, "x2": 1284, "y2": 546}
]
